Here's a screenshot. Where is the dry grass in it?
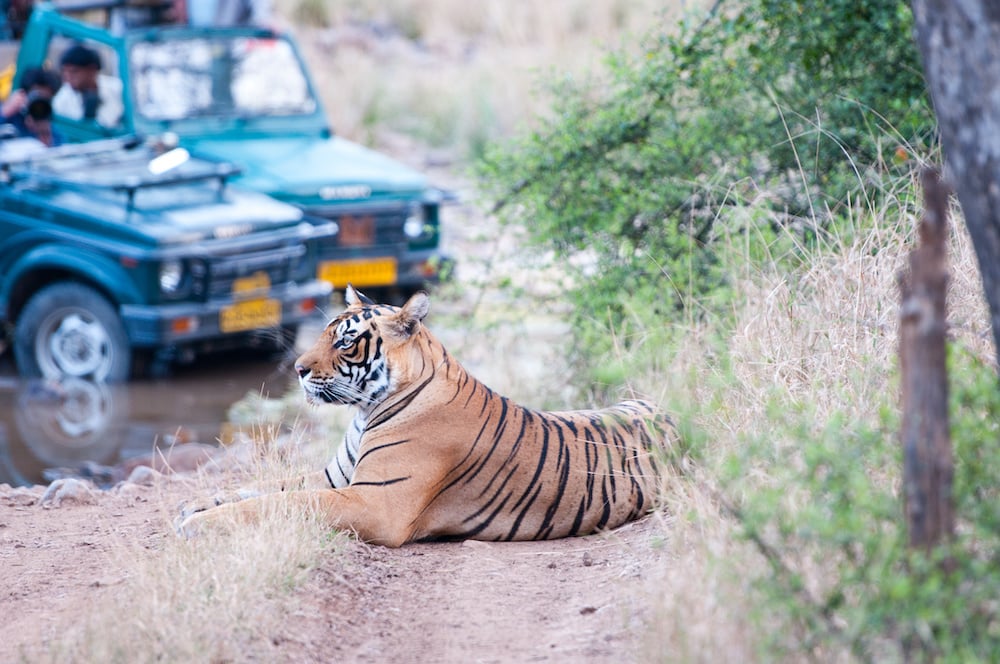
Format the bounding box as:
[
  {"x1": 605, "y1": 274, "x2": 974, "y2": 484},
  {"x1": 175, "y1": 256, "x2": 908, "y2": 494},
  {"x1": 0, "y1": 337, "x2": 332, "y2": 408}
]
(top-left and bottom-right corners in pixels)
[
  {"x1": 44, "y1": 422, "x2": 349, "y2": 663},
  {"x1": 275, "y1": 0, "x2": 702, "y2": 154},
  {"x1": 628, "y1": 170, "x2": 993, "y2": 661}
]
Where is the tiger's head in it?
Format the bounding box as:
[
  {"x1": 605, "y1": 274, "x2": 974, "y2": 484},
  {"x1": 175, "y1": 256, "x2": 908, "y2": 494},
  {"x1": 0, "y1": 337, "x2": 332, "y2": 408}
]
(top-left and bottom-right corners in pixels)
[{"x1": 294, "y1": 285, "x2": 430, "y2": 410}]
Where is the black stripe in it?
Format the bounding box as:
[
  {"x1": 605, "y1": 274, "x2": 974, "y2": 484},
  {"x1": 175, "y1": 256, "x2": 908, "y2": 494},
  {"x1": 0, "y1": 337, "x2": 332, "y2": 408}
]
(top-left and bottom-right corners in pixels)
[
  {"x1": 535, "y1": 423, "x2": 570, "y2": 539},
  {"x1": 583, "y1": 427, "x2": 598, "y2": 511},
  {"x1": 351, "y1": 476, "x2": 411, "y2": 487},
  {"x1": 501, "y1": 409, "x2": 532, "y2": 467},
  {"x1": 505, "y1": 481, "x2": 543, "y2": 541},
  {"x1": 511, "y1": 421, "x2": 549, "y2": 512},
  {"x1": 355, "y1": 439, "x2": 410, "y2": 466},
  {"x1": 462, "y1": 464, "x2": 520, "y2": 524},
  {"x1": 366, "y1": 372, "x2": 435, "y2": 430},
  {"x1": 324, "y1": 467, "x2": 335, "y2": 488},
  {"x1": 596, "y1": 482, "x2": 612, "y2": 530},
  {"x1": 336, "y1": 456, "x2": 351, "y2": 483},
  {"x1": 631, "y1": 481, "x2": 645, "y2": 515},
  {"x1": 568, "y1": 494, "x2": 588, "y2": 537},
  {"x1": 431, "y1": 417, "x2": 494, "y2": 500},
  {"x1": 604, "y1": 446, "x2": 617, "y2": 503},
  {"x1": 465, "y1": 399, "x2": 510, "y2": 491},
  {"x1": 448, "y1": 492, "x2": 513, "y2": 540}
]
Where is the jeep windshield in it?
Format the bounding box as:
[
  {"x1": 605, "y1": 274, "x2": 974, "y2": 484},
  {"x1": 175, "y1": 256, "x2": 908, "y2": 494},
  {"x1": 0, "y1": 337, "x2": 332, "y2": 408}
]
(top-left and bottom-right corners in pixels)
[{"x1": 130, "y1": 35, "x2": 317, "y2": 122}]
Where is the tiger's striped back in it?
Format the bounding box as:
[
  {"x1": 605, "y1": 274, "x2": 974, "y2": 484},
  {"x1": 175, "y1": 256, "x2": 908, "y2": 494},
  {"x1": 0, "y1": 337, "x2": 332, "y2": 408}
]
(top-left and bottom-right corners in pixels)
[{"x1": 411, "y1": 397, "x2": 669, "y2": 542}]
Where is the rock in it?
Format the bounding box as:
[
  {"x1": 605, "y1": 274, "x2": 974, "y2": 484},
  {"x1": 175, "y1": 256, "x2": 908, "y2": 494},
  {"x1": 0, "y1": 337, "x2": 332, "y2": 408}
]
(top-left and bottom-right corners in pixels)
[
  {"x1": 3, "y1": 487, "x2": 42, "y2": 506},
  {"x1": 114, "y1": 482, "x2": 149, "y2": 502},
  {"x1": 40, "y1": 478, "x2": 98, "y2": 507},
  {"x1": 126, "y1": 465, "x2": 162, "y2": 487},
  {"x1": 117, "y1": 442, "x2": 220, "y2": 477}
]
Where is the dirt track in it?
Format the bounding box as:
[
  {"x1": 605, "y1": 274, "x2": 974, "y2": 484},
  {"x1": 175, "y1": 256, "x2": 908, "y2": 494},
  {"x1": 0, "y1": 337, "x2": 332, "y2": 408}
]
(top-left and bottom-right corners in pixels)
[{"x1": 0, "y1": 472, "x2": 670, "y2": 662}]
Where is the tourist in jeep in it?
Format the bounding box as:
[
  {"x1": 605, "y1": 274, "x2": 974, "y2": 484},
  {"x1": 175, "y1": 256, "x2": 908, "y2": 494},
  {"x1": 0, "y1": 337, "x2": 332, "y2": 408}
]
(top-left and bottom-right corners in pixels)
[{"x1": 51, "y1": 43, "x2": 123, "y2": 129}]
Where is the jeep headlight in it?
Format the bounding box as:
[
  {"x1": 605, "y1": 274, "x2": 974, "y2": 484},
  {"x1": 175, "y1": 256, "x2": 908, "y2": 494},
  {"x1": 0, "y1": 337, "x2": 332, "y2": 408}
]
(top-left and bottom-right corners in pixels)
[
  {"x1": 403, "y1": 204, "x2": 427, "y2": 239},
  {"x1": 159, "y1": 260, "x2": 184, "y2": 294}
]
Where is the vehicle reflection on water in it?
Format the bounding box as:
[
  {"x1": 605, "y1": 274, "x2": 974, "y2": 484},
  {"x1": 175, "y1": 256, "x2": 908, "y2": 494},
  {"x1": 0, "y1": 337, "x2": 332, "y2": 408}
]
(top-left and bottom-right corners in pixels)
[{"x1": 0, "y1": 353, "x2": 299, "y2": 488}]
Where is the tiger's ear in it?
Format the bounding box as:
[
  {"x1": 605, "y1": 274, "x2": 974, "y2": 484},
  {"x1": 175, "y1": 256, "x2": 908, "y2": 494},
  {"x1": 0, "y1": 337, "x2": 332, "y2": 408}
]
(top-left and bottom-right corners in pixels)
[
  {"x1": 389, "y1": 291, "x2": 429, "y2": 339},
  {"x1": 344, "y1": 284, "x2": 375, "y2": 308}
]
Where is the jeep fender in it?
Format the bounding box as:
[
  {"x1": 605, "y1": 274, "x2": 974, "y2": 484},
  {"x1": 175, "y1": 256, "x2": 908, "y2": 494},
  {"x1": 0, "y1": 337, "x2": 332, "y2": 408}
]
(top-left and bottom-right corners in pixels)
[{"x1": 2, "y1": 243, "x2": 144, "y2": 319}]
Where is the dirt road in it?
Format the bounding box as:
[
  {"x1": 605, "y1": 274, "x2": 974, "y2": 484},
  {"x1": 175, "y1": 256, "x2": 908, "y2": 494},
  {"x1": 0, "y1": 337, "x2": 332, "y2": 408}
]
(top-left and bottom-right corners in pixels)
[{"x1": 0, "y1": 476, "x2": 670, "y2": 662}]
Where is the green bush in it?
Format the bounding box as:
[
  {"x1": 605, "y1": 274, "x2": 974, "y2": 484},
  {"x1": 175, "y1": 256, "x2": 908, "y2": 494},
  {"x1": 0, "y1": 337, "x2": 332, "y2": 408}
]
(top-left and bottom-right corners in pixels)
[
  {"x1": 477, "y1": 0, "x2": 934, "y2": 372},
  {"x1": 720, "y1": 349, "x2": 1000, "y2": 661}
]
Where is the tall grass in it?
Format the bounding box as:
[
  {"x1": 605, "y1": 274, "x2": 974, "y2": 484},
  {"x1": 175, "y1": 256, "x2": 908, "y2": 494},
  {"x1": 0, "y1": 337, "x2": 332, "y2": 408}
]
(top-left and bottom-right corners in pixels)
[
  {"x1": 627, "y1": 166, "x2": 994, "y2": 660},
  {"x1": 41, "y1": 421, "x2": 351, "y2": 663}
]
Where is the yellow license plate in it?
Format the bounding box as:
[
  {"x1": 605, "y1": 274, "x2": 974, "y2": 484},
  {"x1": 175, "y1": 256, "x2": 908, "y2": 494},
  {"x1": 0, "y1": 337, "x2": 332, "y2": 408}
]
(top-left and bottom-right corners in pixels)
[
  {"x1": 232, "y1": 271, "x2": 271, "y2": 296},
  {"x1": 220, "y1": 298, "x2": 281, "y2": 333},
  {"x1": 319, "y1": 257, "x2": 398, "y2": 288}
]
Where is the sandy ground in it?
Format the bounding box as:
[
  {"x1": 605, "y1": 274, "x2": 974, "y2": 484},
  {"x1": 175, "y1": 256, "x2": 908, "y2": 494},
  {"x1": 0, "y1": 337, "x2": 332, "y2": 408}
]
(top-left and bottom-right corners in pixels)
[{"x1": 0, "y1": 479, "x2": 670, "y2": 663}]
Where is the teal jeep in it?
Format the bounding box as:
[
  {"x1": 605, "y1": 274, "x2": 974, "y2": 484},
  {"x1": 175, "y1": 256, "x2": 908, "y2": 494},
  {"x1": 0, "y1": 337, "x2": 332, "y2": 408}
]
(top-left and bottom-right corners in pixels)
[
  {"x1": 10, "y1": 2, "x2": 449, "y2": 299},
  {"x1": 0, "y1": 134, "x2": 333, "y2": 381}
]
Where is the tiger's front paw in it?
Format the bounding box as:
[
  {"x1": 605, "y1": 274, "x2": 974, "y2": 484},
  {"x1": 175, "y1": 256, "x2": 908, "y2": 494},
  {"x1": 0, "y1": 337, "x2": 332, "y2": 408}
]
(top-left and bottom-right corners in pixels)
[
  {"x1": 176, "y1": 488, "x2": 261, "y2": 524},
  {"x1": 174, "y1": 509, "x2": 207, "y2": 539},
  {"x1": 174, "y1": 497, "x2": 225, "y2": 538}
]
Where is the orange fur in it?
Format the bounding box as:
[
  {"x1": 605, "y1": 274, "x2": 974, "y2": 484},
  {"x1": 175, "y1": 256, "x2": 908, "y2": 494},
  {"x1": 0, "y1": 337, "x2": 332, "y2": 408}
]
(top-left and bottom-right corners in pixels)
[{"x1": 180, "y1": 288, "x2": 674, "y2": 547}]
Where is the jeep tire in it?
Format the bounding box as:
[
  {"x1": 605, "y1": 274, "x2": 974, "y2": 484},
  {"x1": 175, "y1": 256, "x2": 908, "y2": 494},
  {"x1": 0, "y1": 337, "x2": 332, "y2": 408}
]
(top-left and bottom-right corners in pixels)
[{"x1": 14, "y1": 282, "x2": 131, "y2": 382}]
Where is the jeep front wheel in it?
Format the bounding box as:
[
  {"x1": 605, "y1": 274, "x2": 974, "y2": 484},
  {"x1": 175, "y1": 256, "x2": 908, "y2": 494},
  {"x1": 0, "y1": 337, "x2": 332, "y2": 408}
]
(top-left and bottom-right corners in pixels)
[{"x1": 14, "y1": 283, "x2": 131, "y2": 382}]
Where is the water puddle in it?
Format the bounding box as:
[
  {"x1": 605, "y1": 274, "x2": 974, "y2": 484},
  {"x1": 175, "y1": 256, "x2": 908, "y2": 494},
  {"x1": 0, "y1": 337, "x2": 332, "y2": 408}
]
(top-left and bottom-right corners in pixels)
[{"x1": 0, "y1": 351, "x2": 298, "y2": 487}]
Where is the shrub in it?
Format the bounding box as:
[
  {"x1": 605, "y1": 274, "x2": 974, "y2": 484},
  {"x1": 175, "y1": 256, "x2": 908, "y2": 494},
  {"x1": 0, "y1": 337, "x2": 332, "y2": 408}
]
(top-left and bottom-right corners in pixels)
[
  {"x1": 477, "y1": 0, "x2": 934, "y2": 371},
  {"x1": 720, "y1": 348, "x2": 1000, "y2": 661}
]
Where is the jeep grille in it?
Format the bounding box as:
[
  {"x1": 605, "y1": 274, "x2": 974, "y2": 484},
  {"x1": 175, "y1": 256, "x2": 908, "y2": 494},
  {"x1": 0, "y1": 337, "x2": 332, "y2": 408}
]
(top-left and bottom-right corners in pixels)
[
  {"x1": 306, "y1": 207, "x2": 408, "y2": 253},
  {"x1": 202, "y1": 243, "x2": 306, "y2": 300}
]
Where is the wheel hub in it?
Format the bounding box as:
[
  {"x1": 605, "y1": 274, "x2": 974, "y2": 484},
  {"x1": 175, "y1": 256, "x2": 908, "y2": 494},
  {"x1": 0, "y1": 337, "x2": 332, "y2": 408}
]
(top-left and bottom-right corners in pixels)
[{"x1": 47, "y1": 313, "x2": 112, "y2": 378}]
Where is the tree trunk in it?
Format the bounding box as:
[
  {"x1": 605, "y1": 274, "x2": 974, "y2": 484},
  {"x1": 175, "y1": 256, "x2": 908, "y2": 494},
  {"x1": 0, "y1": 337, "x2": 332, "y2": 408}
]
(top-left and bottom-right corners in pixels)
[
  {"x1": 898, "y1": 168, "x2": 954, "y2": 550},
  {"x1": 911, "y1": 0, "x2": 1000, "y2": 365}
]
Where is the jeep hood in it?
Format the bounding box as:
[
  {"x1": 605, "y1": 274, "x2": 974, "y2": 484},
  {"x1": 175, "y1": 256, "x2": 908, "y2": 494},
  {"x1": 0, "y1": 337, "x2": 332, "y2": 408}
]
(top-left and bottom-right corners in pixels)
[
  {"x1": 46, "y1": 187, "x2": 306, "y2": 246},
  {"x1": 183, "y1": 135, "x2": 428, "y2": 200}
]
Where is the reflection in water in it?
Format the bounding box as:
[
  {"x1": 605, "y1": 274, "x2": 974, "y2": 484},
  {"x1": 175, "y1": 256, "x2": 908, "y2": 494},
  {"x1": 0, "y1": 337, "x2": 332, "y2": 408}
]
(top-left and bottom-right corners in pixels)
[{"x1": 0, "y1": 353, "x2": 298, "y2": 488}]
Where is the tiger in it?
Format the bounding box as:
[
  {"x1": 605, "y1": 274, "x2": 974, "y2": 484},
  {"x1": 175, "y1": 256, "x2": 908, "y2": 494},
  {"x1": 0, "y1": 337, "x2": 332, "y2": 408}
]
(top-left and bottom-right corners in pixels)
[{"x1": 178, "y1": 286, "x2": 675, "y2": 547}]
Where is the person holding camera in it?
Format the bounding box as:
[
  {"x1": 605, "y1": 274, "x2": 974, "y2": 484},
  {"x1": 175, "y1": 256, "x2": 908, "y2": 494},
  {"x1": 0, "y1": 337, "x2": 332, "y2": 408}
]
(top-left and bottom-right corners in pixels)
[{"x1": 1, "y1": 66, "x2": 63, "y2": 147}]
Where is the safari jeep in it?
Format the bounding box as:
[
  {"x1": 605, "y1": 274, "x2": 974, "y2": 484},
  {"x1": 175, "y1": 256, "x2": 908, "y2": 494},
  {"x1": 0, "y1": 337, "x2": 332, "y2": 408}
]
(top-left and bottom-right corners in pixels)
[
  {"x1": 11, "y1": 2, "x2": 450, "y2": 300},
  {"x1": 0, "y1": 135, "x2": 333, "y2": 381}
]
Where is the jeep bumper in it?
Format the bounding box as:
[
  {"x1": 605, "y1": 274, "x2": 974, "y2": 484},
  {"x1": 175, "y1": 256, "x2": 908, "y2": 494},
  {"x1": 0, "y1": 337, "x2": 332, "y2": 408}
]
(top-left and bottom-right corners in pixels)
[
  {"x1": 315, "y1": 249, "x2": 452, "y2": 291},
  {"x1": 120, "y1": 280, "x2": 333, "y2": 347}
]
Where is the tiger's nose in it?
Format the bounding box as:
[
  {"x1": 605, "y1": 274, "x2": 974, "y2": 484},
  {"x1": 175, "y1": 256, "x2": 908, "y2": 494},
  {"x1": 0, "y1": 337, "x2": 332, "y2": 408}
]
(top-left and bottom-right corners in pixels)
[{"x1": 295, "y1": 364, "x2": 310, "y2": 379}]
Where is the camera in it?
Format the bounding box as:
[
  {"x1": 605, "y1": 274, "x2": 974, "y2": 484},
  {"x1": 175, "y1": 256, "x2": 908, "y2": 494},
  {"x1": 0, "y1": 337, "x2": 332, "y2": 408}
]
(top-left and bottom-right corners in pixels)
[{"x1": 25, "y1": 91, "x2": 53, "y2": 121}]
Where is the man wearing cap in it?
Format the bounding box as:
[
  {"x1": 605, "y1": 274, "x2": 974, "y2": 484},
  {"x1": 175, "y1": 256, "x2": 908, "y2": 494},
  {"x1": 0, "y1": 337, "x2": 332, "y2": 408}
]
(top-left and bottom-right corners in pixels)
[{"x1": 51, "y1": 43, "x2": 124, "y2": 129}]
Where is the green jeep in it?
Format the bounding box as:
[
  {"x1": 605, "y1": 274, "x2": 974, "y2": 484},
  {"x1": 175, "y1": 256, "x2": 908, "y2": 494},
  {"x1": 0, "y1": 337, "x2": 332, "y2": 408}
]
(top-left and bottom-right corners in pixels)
[
  {"x1": 10, "y1": 1, "x2": 450, "y2": 299},
  {"x1": 0, "y1": 134, "x2": 333, "y2": 381}
]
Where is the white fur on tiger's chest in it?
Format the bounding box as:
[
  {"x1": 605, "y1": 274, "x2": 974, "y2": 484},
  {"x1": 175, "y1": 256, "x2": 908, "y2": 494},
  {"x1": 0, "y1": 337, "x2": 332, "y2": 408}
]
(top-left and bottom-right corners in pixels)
[{"x1": 324, "y1": 413, "x2": 365, "y2": 488}]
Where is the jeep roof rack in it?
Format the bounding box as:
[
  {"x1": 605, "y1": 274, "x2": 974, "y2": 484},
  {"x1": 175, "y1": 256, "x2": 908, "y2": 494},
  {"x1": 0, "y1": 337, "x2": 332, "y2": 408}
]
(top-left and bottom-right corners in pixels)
[{"x1": 1, "y1": 134, "x2": 243, "y2": 208}]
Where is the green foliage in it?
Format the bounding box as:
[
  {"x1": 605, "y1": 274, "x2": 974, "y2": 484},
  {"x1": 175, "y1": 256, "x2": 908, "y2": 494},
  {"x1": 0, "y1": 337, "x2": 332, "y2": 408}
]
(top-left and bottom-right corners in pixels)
[
  {"x1": 721, "y1": 349, "x2": 1000, "y2": 661},
  {"x1": 477, "y1": 0, "x2": 934, "y2": 373}
]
